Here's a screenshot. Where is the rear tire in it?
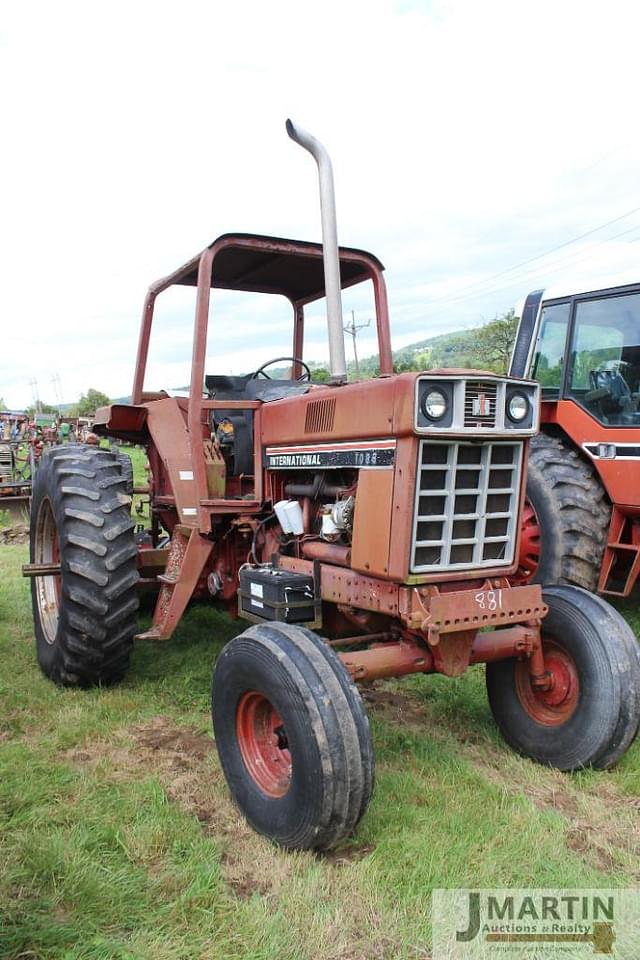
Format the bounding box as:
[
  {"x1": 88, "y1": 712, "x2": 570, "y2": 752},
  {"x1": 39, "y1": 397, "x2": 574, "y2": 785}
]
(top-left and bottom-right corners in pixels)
[
  {"x1": 110, "y1": 444, "x2": 134, "y2": 496},
  {"x1": 521, "y1": 433, "x2": 610, "y2": 590},
  {"x1": 29, "y1": 444, "x2": 139, "y2": 686},
  {"x1": 212, "y1": 622, "x2": 374, "y2": 850},
  {"x1": 486, "y1": 585, "x2": 640, "y2": 770}
]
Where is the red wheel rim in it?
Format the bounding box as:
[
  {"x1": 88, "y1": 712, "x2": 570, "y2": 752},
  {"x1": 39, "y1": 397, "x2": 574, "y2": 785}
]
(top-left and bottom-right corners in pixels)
[
  {"x1": 516, "y1": 500, "x2": 541, "y2": 583},
  {"x1": 515, "y1": 640, "x2": 580, "y2": 725},
  {"x1": 236, "y1": 691, "x2": 292, "y2": 797}
]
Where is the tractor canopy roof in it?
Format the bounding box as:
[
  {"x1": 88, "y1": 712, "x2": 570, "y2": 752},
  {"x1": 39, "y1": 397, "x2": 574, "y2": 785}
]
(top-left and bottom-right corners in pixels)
[{"x1": 149, "y1": 233, "x2": 385, "y2": 307}]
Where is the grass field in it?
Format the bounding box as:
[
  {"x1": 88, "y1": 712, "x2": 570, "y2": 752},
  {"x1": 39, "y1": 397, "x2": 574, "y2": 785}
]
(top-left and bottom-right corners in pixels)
[{"x1": 1, "y1": 528, "x2": 639, "y2": 959}]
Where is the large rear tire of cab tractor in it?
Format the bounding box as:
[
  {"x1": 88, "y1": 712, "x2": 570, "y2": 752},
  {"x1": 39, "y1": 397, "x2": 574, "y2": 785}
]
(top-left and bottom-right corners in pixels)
[
  {"x1": 212, "y1": 622, "x2": 374, "y2": 850},
  {"x1": 486, "y1": 585, "x2": 640, "y2": 771},
  {"x1": 519, "y1": 433, "x2": 610, "y2": 591},
  {"x1": 29, "y1": 444, "x2": 139, "y2": 686}
]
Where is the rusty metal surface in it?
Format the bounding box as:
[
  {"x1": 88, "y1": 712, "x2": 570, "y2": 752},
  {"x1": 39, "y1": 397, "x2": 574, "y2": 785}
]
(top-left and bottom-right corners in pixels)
[
  {"x1": 92, "y1": 403, "x2": 148, "y2": 440},
  {"x1": 351, "y1": 468, "x2": 394, "y2": 576},
  {"x1": 278, "y1": 555, "x2": 399, "y2": 615},
  {"x1": 409, "y1": 582, "x2": 546, "y2": 639},
  {"x1": 203, "y1": 440, "x2": 226, "y2": 499},
  {"x1": 301, "y1": 541, "x2": 351, "y2": 566},
  {"x1": 599, "y1": 506, "x2": 640, "y2": 597},
  {"x1": 430, "y1": 629, "x2": 477, "y2": 677},
  {"x1": 137, "y1": 527, "x2": 213, "y2": 641},
  {"x1": 22, "y1": 562, "x2": 61, "y2": 577},
  {"x1": 136, "y1": 547, "x2": 169, "y2": 573},
  {"x1": 469, "y1": 624, "x2": 538, "y2": 663},
  {"x1": 387, "y1": 435, "x2": 419, "y2": 581},
  {"x1": 340, "y1": 623, "x2": 542, "y2": 682},
  {"x1": 339, "y1": 638, "x2": 432, "y2": 681},
  {"x1": 278, "y1": 555, "x2": 546, "y2": 634},
  {"x1": 144, "y1": 399, "x2": 202, "y2": 528}
]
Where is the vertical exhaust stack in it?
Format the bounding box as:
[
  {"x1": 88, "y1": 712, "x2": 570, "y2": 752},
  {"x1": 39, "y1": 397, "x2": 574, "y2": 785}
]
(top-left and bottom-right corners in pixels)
[{"x1": 286, "y1": 119, "x2": 347, "y2": 385}]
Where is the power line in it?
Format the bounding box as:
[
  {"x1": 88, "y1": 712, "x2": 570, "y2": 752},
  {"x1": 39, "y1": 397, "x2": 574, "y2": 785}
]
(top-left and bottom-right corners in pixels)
[
  {"x1": 422, "y1": 203, "x2": 640, "y2": 308},
  {"x1": 425, "y1": 220, "x2": 640, "y2": 311}
]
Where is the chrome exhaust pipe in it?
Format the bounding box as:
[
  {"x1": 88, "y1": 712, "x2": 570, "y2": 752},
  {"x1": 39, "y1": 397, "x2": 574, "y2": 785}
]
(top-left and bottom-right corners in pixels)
[{"x1": 286, "y1": 119, "x2": 347, "y2": 384}]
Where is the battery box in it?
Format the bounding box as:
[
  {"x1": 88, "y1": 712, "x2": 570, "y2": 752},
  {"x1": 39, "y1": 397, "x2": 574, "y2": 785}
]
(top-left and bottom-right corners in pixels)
[{"x1": 239, "y1": 566, "x2": 316, "y2": 623}]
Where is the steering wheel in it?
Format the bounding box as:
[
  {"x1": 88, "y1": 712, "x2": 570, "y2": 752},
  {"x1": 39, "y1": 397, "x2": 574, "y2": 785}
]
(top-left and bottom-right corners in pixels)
[
  {"x1": 252, "y1": 356, "x2": 312, "y2": 382},
  {"x1": 584, "y1": 367, "x2": 631, "y2": 410}
]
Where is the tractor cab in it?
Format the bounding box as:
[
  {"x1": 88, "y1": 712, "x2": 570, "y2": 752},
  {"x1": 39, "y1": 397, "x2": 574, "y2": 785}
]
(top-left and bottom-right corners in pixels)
[
  {"x1": 512, "y1": 283, "x2": 640, "y2": 426},
  {"x1": 511, "y1": 281, "x2": 640, "y2": 597}
]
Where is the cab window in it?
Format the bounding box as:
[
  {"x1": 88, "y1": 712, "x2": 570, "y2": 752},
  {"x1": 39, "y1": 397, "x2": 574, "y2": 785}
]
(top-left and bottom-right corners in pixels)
[
  {"x1": 532, "y1": 301, "x2": 570, "y2": 396},
  {"x1": 567, "y1": 292, "x2": 640, "y2": 426}
]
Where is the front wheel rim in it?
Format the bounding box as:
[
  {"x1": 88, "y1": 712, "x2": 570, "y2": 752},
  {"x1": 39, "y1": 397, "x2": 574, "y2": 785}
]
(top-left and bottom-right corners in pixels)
[
  {"x1": 236, "y1": 691, "x2": 292, "y2": 797},
  {"x1": 515, "y1": 640, "x2": 580, "y2": 726},
  {"x1": 516, "y1": 500, "x2": 541, "y2": 582},
  {"x1": 34, "y1": 497, "x2": 61, "y2": 645}
]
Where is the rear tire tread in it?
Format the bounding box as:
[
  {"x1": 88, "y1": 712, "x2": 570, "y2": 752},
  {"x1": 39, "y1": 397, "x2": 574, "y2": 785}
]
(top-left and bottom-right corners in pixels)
[
  {"x1": 30, "y1": 444, "x2": 139, "y2": 687},
  {"x1": 527, "y1": 433, "x2": 610, "y2": 591}
]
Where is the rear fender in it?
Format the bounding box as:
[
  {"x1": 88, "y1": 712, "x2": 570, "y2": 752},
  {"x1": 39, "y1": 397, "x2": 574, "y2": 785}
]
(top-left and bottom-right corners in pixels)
[{"x1": 93, "y1": 404, "x2": 148, "y2": 442}]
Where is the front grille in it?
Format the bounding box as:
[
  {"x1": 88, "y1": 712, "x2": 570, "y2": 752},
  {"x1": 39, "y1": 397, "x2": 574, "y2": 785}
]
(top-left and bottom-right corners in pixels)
[
  {"x1": 464, "y1": 380, "x2": 498, "y2": 428},
  {"x1": 411, "y1": 439, "x2": 523, "y2": 573}
]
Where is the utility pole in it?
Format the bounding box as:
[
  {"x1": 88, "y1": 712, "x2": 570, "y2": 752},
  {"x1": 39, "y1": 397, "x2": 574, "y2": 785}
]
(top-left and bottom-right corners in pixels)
[
  {"x1": 29, "y1": 378, "x2": 41, "y2": 414},
  {"x1": 343, "y1": 311, "x2": 371, "y2": 380},
  {"x1": 50, "y1": 373, "x2": 63, "y2": 408}
]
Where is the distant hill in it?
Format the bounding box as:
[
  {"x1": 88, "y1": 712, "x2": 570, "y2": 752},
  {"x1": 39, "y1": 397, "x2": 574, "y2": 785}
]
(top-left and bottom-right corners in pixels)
[{"x1": 59, "y1": 318, "x2": 508, "y2": 412}]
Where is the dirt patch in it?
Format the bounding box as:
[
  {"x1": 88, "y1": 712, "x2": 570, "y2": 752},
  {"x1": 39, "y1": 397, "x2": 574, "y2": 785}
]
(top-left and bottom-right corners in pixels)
[
  {"x1": 361, "y1": 685, "x2": 429, "y2": 725},
  {"x1": 0, "y1": 523, "x2": 28, "y2": 545},
  {"x1": 565, "y1": 826, "x2": 617, "y2": 874},
  {"x1": 364, "y1": 680, "x2": 640, "y2": 878},
  {"x1": 67, "y1": 717, "x2": 306, "y2": 900},
  {"x1": 322, "y1": 842, "x2": 376, "y2": 866},
  {"x1": 64, "y1": 715, "x2": 397, "y2": 960},
  {"x1": 132, "y1": 721, "x2": 213, "y2": 760}
]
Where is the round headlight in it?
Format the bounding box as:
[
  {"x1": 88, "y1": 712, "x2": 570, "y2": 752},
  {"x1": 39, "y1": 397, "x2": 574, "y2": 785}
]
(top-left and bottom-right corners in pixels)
[
  {"x1": 507, "y1": 392, "x2": 529, "y2": 422},
  {"x1": 423, "y1": 388, "x2": 448, "y2": 420}
]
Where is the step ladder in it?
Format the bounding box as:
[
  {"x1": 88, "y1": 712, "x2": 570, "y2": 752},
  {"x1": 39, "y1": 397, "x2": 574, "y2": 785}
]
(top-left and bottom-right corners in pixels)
[
  {"x1": 598, "y1": 508, "x2": 640, "y2": 598},
  {"x1": 136, "y1": 524, "x2": 213, "y2": 641}
]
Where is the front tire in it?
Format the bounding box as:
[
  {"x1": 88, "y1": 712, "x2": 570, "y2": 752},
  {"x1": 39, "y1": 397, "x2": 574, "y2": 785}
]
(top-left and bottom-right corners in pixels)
[
  {"x1": 212, "y1": 622, "x2": 374, "y2": 850},
  {"x1": 486, "y1": 585, "x2": 640, "y2": 770},
  {"x1": 29, "y1": 444, "x2": 139, "y2": 686}
]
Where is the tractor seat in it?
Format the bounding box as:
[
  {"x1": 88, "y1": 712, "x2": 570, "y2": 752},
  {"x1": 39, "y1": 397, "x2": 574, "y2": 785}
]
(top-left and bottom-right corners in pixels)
[{"x1": 204, "y1": 374, "x2": 310, "y2": 475}]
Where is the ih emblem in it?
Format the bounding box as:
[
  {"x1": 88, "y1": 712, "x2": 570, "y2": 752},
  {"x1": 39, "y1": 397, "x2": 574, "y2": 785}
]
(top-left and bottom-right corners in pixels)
[{"x1": 472, "y1": 393, "x2": 490, "y2": 417}]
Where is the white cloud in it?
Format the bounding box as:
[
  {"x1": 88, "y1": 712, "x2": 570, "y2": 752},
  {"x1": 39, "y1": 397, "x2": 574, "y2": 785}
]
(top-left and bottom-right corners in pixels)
[{"x1": 2, "y1": 0, "x2": 640, "y2": 406}]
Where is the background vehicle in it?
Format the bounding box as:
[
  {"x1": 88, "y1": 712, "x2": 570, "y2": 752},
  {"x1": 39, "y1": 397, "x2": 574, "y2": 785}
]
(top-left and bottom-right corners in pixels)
[
  {"x1": 511, "y1": 283, "x2": 640, "y2": 597},
  {"x1": 24, "y1": 122, "x2": 640, "y2": 850}
]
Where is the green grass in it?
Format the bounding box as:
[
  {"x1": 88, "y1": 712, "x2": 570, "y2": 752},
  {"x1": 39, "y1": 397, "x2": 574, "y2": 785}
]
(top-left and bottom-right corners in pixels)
[
  {"x1": 110, "y1": 444, "x2": 149, "y2": 527},
  {"x1": 1, "y1": 545, "x2": 638, "y2": 960}
]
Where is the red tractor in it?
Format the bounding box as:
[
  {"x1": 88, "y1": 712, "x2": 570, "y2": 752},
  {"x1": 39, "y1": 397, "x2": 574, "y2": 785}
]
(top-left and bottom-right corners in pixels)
[
  {"x1": 511, "y1": 283, "x2": 640, "y2": 596},
  {"x1": 24, "y1": 122, "x2": 640, "y2": 850}
]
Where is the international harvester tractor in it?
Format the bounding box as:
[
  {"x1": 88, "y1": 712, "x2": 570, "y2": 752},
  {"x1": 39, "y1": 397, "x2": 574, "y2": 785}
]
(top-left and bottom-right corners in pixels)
[
  {"x1": 25, "y1": 122, "x2": 640, "y2": 850},
  {"x1": 511, "y1": 284, "x2": 640, "y2": 598}
]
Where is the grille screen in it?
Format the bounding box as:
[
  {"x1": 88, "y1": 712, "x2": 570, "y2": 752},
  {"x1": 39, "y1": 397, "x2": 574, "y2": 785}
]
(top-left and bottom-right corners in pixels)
[
  {"x1": 411, "y1": 440, "x2": 523, "y2": 572},
  {"x1": 464, "y1": 380, "x2": 498, "y2": 428}
]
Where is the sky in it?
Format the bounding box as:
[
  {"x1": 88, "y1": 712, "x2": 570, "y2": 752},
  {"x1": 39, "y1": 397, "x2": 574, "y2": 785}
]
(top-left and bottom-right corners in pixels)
[{"x1": 2, "y1": 0, "x2": 640, "y2": 408}]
